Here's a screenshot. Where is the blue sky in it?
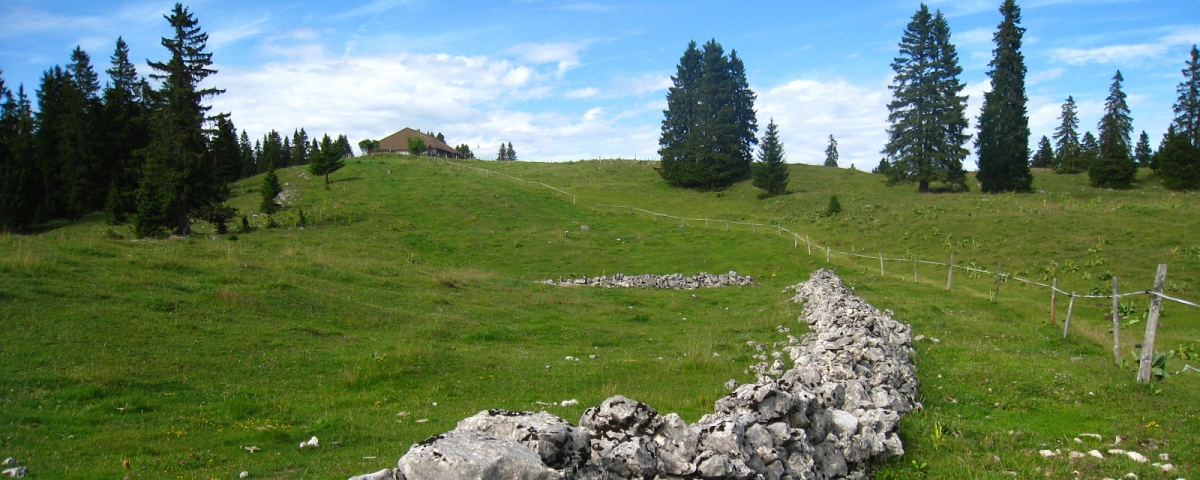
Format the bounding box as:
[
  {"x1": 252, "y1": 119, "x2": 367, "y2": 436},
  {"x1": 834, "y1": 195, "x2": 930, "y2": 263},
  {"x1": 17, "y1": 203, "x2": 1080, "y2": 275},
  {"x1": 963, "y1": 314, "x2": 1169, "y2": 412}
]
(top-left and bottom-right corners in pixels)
[{"x1": 1, "y1": 0, "x2": 1198, "y2": 166}]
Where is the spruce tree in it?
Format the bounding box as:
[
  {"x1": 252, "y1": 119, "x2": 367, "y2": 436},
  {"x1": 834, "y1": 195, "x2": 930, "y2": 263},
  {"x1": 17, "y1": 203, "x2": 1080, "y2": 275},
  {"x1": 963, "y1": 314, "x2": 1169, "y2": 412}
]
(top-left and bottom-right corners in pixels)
[
  {"x1": 872, "y1": 158, "x2": 892, "y2": 176},
  {"x1": 506, "y1": 142, "x2": 516, "y2": 161},
  {"x1": 1157, "y1": 126, "x2": 1199, "y2": 189},
  {"x1": 883, "y1": 6, "x2": 969, "y2": 192},
  {"x1": 239, "y1": 130, "x2": 254, "y2": 178},
  {"x1": 211, "y1": 115, "x2": 241, "y2": 183},
  {"x1": 658, "y1": 39, "x2": 757, "y2": 189},
  {"x1": 337, "y1": 135, "x2": 354, "y2": 158},
  {"x1": 292, "y1": 129, "x2": 308, "y2": 165},
  {"x1": 309, "y1": 134, "x2": 345, "y2": 188},
  {"x1": 260, "y1": 130, "x2": 283, "y2": 172},
  {"x1": 1, "y1": 77, "x2": 40, "y2": 231},
  {"x1": 976, "y1": 0, "x2": 1032, "y2": 193},
  {"x1": 259, "y1": 166, "x2": 282, "y2": 214},
  {"x1": 1080, "y1": 132, "x2": 1099, "y2": 168},
  {"x1": 823, "y1": 135, "x2": 838, "y2": 167},
  {"x1": 281, "y1": 136, "x2": 291, "y2": 167},
  {"x1": 1031, "y1": 136, "x2": 1054, "y2": 168},
  {"x1": 1053, "y1": 96, "x2": 1082, "y2": 173},
  {"x1": 1134, "y1": 131, "x2": 1153, "y2": 168},
  {"x1": 1173, "y1": 45, "x2": 1200, "y2": 147},
  {"x1": 752, "y1": 119, "x2": 788, "y2": 196},
  {"x1": 1089, "y1": 71, "x2": 1136, "y2": 188},
  {"x1": 497, "y1": 142, "x2": 507, "y2": 161},
  {"x1": 102, "y1": 37, "x2": 149, "y2": 220},
  {"x1": 137, "y1": 3, "x2": 227, "y2": 236}
]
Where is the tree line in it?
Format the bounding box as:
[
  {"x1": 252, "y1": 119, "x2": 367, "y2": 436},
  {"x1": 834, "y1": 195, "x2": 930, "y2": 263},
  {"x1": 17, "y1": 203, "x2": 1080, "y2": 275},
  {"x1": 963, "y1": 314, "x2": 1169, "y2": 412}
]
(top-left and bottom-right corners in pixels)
[
  {"x1": 0, "y1": 3, "x2": 354, "y2": 235},
  {"x1": 658, "y1": 0, "x2": 1200, "y2": 196}
]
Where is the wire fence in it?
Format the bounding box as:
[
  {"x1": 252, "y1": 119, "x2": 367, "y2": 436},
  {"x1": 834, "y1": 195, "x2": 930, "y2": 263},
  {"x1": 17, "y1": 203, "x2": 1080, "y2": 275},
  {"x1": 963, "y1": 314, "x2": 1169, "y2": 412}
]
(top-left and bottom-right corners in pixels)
[{"x1": 431, "y1": 158, "x2": 1199, "y2": 382}]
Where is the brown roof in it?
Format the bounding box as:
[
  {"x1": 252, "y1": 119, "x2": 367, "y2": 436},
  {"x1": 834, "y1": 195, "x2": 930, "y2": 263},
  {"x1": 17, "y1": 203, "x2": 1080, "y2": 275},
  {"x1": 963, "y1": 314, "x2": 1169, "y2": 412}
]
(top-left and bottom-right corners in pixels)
[{"x1": 378, "y1": 128, "x2": 462, "y2": 158}]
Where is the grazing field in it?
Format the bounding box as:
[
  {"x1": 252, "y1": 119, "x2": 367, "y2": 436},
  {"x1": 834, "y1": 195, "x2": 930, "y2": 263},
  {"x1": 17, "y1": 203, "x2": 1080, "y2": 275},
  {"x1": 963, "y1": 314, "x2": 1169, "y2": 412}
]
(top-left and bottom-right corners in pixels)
[{"x1": 1, "y1": 155, "x2": 1197, "y2": 479}]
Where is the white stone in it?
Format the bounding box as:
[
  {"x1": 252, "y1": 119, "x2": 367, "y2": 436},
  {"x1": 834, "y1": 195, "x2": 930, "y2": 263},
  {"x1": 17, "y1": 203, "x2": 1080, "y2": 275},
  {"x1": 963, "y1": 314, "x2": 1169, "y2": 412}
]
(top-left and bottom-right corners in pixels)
[
  {"x1": 1089, "y1": 450, "x2": 1104, "y2": 459},
  {"x1": 1039, "y1": 450, "x2": 1058, "y2": 458},
  {"x1": 299, "y1": 436, "x2": 319, "y2": 449}
]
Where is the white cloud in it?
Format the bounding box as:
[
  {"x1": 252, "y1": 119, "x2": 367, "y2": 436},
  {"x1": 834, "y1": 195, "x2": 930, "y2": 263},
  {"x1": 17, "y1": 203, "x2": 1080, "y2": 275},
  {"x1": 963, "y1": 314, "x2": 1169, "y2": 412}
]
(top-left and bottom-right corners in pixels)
[
  {"x1": 1027, "y1": 67, "x2": 1064, "y2": 85},
  {"x1": 506, "y1": 41, "x2": 591, "y2": 77},
  {"x1": 208, "y1": 50, "x2": 658, "y2": 161},
  {"x1": 209, "y1": 17, "x2": 270, "y2": 50},
  {"x1": 1051, "y1": 27, "x2": 1200, "y2": 66},
  {"x1": 565, "y1": 87, "x2": 600, "y2": 98},
  {"x1": 757, "y1": 78, "x2": 890, "y2": 167}
]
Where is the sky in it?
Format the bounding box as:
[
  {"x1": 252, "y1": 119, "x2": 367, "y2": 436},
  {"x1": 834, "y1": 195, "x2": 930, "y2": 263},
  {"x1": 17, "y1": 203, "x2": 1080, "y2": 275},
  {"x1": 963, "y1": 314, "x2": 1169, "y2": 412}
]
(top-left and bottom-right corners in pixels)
[{"x1": 1, "y1": 0, "x2": 1198, "y2": 167}]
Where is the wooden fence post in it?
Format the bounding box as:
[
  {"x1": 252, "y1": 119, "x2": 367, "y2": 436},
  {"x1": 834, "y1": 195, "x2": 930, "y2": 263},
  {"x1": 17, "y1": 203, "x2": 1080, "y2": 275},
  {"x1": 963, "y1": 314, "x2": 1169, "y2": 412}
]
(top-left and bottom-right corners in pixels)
[
  {"x1": 913, "y1": 256, "x2": 919, "y2": 282},
  {"x1": 725, "y1": 218, "x2": 729, "y2": 231},
  {"x1": 1063, "y1": 293, "x2": 1076, "y2": 338},
  {"x1": 806, "y1": 236, "x2": 811, "y2": 255},
  {"x1": 991, "y1": 259, "x2": 1004, "y2": 302},
  {"x1": 794, "y1": 234, "x2": 797, "y2": 247},
  {"x1": 851, "y1": 246, "x2": 855, "y2": 264},
  {"x1": 946, "y1": 253, "x2": 954, "y2": 291},
  {"x1": 707, "y1": 219, "x2": 710, "y2": 229},
  {"x1": 752, "y1": 224, "x2": 756, "y2": 234},
  {"x1": 1112, "y1": 277, "x2": 1120, "y2": 365},
  {"x1": 1050, "y1": 278, "x2": 1058, "y2": 325},
  {"x1": 1137, "y1": 264, "x2": 1168, "y2": 384},
  {"x1": 879, "y1": 252, "x2": 885, "y2": 276},
  {"x1": 826, "y1": 246, "x2": 831, "y2": 265}
]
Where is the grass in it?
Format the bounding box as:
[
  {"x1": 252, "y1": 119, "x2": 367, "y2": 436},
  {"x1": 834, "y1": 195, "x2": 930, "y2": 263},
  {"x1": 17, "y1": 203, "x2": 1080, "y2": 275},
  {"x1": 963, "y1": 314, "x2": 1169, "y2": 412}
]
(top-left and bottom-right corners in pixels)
[{"x1": 0, "y1": 156, "x2": 1196, "y2": 479}]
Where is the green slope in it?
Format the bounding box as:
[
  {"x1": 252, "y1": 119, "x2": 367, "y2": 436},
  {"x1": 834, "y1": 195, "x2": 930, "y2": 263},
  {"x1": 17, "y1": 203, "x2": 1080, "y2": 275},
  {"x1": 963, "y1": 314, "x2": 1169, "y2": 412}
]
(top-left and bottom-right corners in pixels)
[{"x1": 0, "y1": 155, "x2": 1196, "y2": 479}]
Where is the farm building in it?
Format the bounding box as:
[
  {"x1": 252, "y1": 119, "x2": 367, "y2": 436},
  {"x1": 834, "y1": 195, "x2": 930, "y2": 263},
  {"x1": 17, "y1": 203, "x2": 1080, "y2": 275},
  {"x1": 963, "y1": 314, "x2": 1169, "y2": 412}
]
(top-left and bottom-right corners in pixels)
[{"x1": 378, "y1": 127, "x2": 464, "y2": 158}]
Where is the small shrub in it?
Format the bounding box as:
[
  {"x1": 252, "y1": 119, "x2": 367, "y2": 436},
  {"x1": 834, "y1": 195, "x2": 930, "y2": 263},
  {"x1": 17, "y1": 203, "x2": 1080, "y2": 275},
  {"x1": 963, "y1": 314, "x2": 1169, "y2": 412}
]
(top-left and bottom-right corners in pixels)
[
  {"x1": 239, "y1": 216, "x2": 252, "y2": 233},
  {"x1": 825, "y1": 195, "x2": 842, "y2": 217}
]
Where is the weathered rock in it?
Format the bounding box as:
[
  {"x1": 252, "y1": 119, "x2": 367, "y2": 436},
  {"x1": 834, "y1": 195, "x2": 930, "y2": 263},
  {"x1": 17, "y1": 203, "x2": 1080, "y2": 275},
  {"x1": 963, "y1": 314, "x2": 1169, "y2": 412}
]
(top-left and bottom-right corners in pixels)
[
  {"x1": 457, "y1": 410, "x2": 591, "y2": 472},
  {"x1": 395, "y1": 430, "x2": 563, "y2": 480},
  {"x1": 544, "y1": 271, "x2": 757, "y2": 290},
  {"x1": 348, "y1": 469, "x2": 397, "y2": 480},
  {"x1": 353, "y1": 269, "x2": 918, "y2": 480}
]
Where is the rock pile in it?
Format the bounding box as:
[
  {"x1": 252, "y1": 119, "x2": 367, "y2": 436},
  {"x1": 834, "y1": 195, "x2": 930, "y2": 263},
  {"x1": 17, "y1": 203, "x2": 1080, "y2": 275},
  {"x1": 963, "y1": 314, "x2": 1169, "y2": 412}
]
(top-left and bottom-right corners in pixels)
[
  {"x1": 351, "y1": 269, "x2": 918, "y2": 480},
  {"x1": 543, "y1": 271, "x2": 757, "y2": 290}
]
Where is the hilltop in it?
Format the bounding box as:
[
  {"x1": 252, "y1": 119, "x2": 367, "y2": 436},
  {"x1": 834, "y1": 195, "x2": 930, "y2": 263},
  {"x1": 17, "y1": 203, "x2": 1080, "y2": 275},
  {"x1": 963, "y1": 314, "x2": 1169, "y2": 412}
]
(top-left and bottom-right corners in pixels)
[{"x1": 0, "y1": 156, "x2": 1197, "y2": 479}]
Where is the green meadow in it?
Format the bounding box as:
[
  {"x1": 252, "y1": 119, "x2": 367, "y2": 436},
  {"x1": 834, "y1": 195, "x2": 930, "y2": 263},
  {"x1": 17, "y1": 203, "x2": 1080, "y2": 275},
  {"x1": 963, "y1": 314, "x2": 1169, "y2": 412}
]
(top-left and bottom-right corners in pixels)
[{"x1": 1, "y1": 155, "x2": 1197, "y2": 479}]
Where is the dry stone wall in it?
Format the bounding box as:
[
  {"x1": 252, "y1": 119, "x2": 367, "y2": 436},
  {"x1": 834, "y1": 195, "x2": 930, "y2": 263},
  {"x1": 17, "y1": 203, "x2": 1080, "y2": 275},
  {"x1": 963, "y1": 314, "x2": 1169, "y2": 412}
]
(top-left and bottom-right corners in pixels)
[
  {"x1": 350, "y1": 269, "x2": 919, "y2": 480},
  {"x1": 543, "y1": 272, "x2": 757, "y2": 289}
]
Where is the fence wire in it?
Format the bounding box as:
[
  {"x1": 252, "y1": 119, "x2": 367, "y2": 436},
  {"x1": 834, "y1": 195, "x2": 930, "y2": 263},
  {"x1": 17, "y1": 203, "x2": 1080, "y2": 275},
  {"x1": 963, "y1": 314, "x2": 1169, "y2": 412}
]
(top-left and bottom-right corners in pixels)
[{"x1": 433, "y1": 159, "x2": 1200, "y2": 310}]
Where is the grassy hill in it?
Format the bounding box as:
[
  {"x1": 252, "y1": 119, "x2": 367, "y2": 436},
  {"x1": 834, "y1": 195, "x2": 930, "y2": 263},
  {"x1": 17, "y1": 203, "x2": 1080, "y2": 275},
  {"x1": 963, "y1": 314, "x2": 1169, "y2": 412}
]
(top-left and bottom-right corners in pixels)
[{"x1": 1, "y1": 155, "x2": 1197, "y2": 479}]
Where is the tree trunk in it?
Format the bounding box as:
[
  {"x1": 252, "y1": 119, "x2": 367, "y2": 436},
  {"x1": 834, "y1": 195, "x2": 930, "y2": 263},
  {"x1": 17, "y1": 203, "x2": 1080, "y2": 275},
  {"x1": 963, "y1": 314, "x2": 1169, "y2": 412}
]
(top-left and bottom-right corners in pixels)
[
  {"x1": 918, "y1": 180, "x2": 930, "y2": 193},
  {"x1": 325, "y1": 174, "x2": 330, "y2": 188},
  {"x1": 174, "y1": 202, "x2": 190, "y2": 236}
]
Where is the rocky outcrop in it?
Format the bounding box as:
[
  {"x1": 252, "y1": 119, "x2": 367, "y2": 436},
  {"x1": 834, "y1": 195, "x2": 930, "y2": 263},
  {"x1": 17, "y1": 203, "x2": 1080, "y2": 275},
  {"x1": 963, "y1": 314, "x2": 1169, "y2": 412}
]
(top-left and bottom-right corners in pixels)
[
  {"x1": 353, "y1": 269, "x2": 918, "y2": 480},
  {"x1": 543, "y1": 271, "x2": 757, "y2": 289}
]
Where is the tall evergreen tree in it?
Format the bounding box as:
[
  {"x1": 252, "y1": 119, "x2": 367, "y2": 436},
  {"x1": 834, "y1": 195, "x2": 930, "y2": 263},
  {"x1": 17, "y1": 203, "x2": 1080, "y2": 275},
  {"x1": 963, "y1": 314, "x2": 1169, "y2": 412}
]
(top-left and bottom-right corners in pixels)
[
  {"x1": 1089, "y1": 71, "x2": 1136, "y2": 188},
  {"x1": 1, "y1": 77, "x2": 39, "y2": 231},
  {"x1": 823, "y1": 135, "x2": 839, "y2": 167},
  {"x1": 259, "y1": 166, "x2": 282, "y2": 214},
  {"x1": 336, "y1": 134, "x2": 354, "y2": 158},
  {"x1": 752, "y1": 119, "x2": 788, "y2": 196},
  {"x1": 291, "y1": 128, "x2": 308, "y2": 166},
  {"x1": 1052, "y1": 96, "x2": 1082, "y2": 173},
  {"x1": 136, "y1": 3, "x2": 227, "y2": 237},
  {"x1": 210, "y1": 115, "x2": 241, "y2": 183},
  {"x1": 1031, "y1": 136, "x2": 1054, "y2": 168},
  {"x1": 260, "y1": 130, "x2": 283, "y2": 173},
  {"x1": 1134, "y1": 131, "x2": 1153, "y2": 168},
  {"x1": 309, "y1": 134, "x2": 346, "y2": 188},
  {"x1": 658, "y1": 39, "x2": 758, "y2": 189},
  {"x1": 883, "y1": 5, "x2": 969, "y2": 192},
  {"x1": 506, "y1": 142, "x2": 516, "y2": 161},
  {"x1": 102, "y1": 37, "x2": 149, "y2": 221},
  {"x1": 1157, "y1": 126, "x2": 1199, "y2": 189},
  {"x1": 1080, "y1": 132, "x2": 1099, "y2": 168},
  {"x1": 281, "y1": 136, "x2": 291, "y2": 167},
  {"x1": 497, "y1": 142, "x2": 507, "y2": 161},
  {"x1": 238, "y1": 130, "x2": 254, "y2": 178},
  {"x1": 1173, "y1": 45, "x2": 1200, "y2": 147},
  {"x1": 976, "y1": 0, "x2": 1032, "y2": 193}
]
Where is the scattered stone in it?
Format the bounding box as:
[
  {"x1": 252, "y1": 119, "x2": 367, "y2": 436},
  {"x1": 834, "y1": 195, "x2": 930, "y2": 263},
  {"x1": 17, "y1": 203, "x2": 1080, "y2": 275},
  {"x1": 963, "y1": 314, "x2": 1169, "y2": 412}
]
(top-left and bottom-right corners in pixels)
[
  {"x1": 351, "y1": 270, "x2": 918, "y2": 480},
  {"x1": 239, "y1": 471, "x2": 251, "y2": 479},
  {"x1": 543, "y1": 271, "x2": 756, "y2": 290},
  {"x1": 299, "y1": 436, "x2": 319, "y2": 449},
  {"x1": 244, "y1": 446, "x2": 260, "y2": 453},
  {"x1": 1159, "y1": 463, "x2": 1175, "y2": 472},
  {"x1": 348, "y1": 469, "x2": 394, "y2": 480},
  {"x1": 1089, "y1": 450, "x2": 1104, "y2": 459},
  {"x1": 1079, "y1": 433, "x2": 1102, "y2": 441},
  {"x1": 415, "y1": 418, "x2": 429, "y2": 423},
  {"x1": 1124, "y1": 451, "x2": 1148, "y2": 463},
  {"x1": 723, "y1": 379, "x2": 738, "y2": 391},
  {"x1": 588, "y1": 354, "x2": 596, "y2": 359},
  {"x1": 0, "y1": 467, "x2": 24, "y2": 478},
  {"x1": 1124, "y1": 473, "x2": 1138, "y2": 479},
  {"x1": 1158, "y1": 453, "x2": 1169, "y2": 461},
  {"x1": 565, "y1": 356, "x2": 577, "y2": 361},
  {"x1": 1068, "y1": 451, "x2": 1085, "y2": 460},
  {"x1": 0, "y1": 460, "x2": 9, "y2": 467},
  {"x1": 1040, "y1": 450, "x2": 1058, "y2": 458},
  {"x1": 561, "y1": 399, "x2": 579, "y2": 407}
]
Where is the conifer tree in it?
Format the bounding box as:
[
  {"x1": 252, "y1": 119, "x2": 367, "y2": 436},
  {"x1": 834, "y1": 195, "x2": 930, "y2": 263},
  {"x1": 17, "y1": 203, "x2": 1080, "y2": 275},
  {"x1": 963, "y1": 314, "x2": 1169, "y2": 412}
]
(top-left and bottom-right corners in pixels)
[
  {"x1": 102, "y1": 37, "x2": 149, "y2": 220},
  {"x1": 823, "y1": 135, "x2": 838, "y2": 167},
  {"x1": 506, "y1": 142, "x2": 516, "y2": 161},
  {"x1": 1134, "y1": 131, "x2": 1153, "y2": 168},
  {"x1": 1031, "y1": 136, "x2": 1054, "y2": 168},
  {"x1": 260, "y1": 130, "x2": 283, "y2": 172},
  {"x1": 658, "y1": 39, "x2": 758, "y2": 188},
  {"x1": 751, "y1": 119, "x2": 788, "y2": 196},
  {"x1": 455, "y1": 143, "x2": 473, "y2": 158},
  {"x1": 497, "y1": 142, "x2": 507, "y2": 161},
  {"x1": 291, "y1": 128, "x2": 308, "y2": 165},
  {"x1": 309, "y1": 134, "x2": 345, "y2": 188},
  {"x1": 136, "y1": 3, "x2": 227, "y2": 236},
  {"x1": 976, "y1": 0, "x2": 1032, "y2": 193},
  {"x1": 1157, "y1": 127, "x2": 1199, "y2": 189},
  {"x1": 872, "y1": 158, "x2": 892, "y2": 176},
  {"x1": 336, "y1": 134, "x2": 354, "y2": 157},
  {"x1": 259, "y1": 166, "x2": 282, "y2": 214},
  {"x1": 211, "y1": 115, "x2": 241, "y2": 183},
  {"x1": 1173, "y1": 45, "x2": 1200, "y2": 147},
  {"x1": 281, "y1": 136, "x2": 291, "y2": 167},
  {"x1": 1, "y1": 77, "x2": 39, "y2": 231},
  {"x1": 1089, "y1": 71, "x2": 1136, "y2": 188},
  {"x1": 239, "y1": 130, "x2": 254, "y2": 177},
  {"x1": 883, "y1": 5, "x2": 969, "y2": 192},
  {"x1": 1053, "y1": 96, "x2": 1082, "y2": 173},
  {"x1": 1080, "y1": 132, "x2": 1099, "y2": 168}
]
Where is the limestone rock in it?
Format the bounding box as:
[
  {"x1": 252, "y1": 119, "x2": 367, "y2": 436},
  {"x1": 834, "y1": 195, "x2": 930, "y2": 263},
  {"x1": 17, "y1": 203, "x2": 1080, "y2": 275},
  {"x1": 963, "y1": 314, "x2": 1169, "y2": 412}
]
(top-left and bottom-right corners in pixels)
[
  {"x1": 457, "y1": 410, "x2": 590, "y2": 472},
  {"x1": 395, "y1": 430, "x2": 563, "y2": 480}
]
